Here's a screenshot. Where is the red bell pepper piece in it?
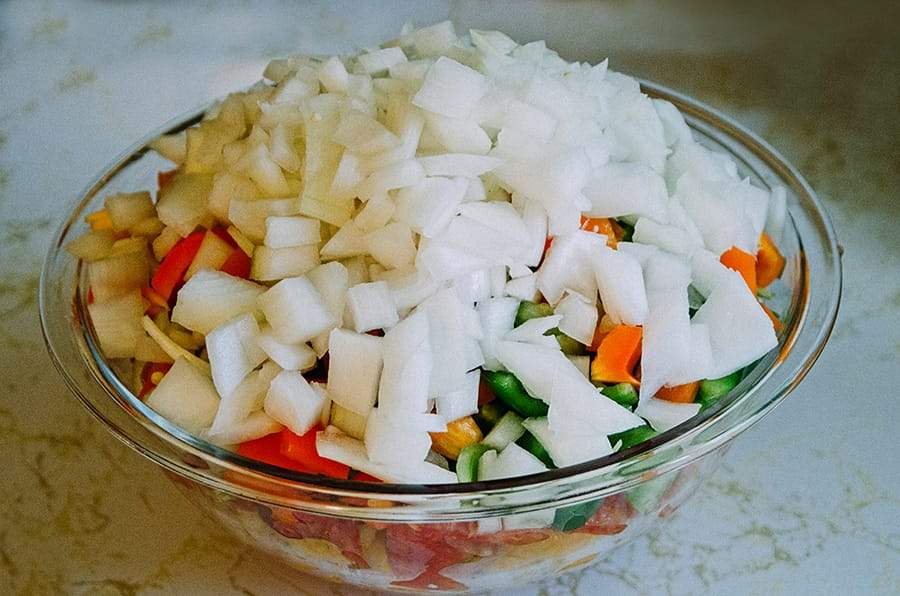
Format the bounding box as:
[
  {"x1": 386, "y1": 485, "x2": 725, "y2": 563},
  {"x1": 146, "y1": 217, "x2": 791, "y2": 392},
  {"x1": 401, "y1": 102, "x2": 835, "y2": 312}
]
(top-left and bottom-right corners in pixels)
[
  {"x1": 150, "y1": 230, "x2": 205, "y2": 301},
  {"x1": 219, "y1": 248, "x2": 252, "y2": 279},
  {"x1": 157, "y1": 168, "x2": 179, "y2": 190},
  {"x1": 279, "y1": 426, "x2": 351, "y2": 479},
  {"x1": 237, "y1": 433, "x2": 314, "y2": 474},
  {"x1": 351, "y1": 471, "x2": 383, "y2": 483}
]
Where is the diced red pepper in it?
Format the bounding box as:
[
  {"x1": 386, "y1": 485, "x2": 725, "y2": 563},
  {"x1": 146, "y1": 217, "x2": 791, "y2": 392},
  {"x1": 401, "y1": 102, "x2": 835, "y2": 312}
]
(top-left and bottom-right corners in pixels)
[
  {"x1": 279, "y1": 426, "x2": 350, "y2": 480},
  {"x1": 150, "y1": 230, "x2": 205, "y2": 301},
  {"x1": 140, "y1": 285, "x2": 169, "y2": 316},
  {"x1": 157, "y1": 168, "x2": 178, "y2": 190},
  {"x1": 351, "y1": 471, "x2": 383, "y2": 483},
  {"x1": 237, "y1": 433, "x2": 314, "y2": 474},
  {"x1": 219, "y1": 248, "x2": 252, "y2": 279}
]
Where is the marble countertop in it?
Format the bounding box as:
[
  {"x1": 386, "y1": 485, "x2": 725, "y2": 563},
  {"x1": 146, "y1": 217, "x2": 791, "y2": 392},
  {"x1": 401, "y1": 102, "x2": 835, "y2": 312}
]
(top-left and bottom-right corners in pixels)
[{"x1": 0, "y1": 1, "x2": 897, "y2": 594}]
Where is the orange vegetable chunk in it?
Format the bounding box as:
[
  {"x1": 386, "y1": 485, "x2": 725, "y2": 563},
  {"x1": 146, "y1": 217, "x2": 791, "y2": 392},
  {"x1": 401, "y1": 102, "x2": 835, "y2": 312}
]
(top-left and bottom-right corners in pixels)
[
  {"x1": 720, "y1": 245, "x2": 758, "y2": 295},
  {"x1": 656, "y1": 381, "x2": 700, "y2": 403},
  {"x1": 590, "y1": 324, "x2": 643, "y2": 385},
  {"x1": 756, "y1": 232, "x2": 785, "y2": 288}
]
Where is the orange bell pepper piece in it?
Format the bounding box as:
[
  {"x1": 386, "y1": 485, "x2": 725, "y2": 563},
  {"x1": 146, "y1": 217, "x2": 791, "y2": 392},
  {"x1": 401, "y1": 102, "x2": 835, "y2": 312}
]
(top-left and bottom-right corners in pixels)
[
  {"x1": 590, "y1": 325, "x2": 642, "y2": 385},
  {"x1": 720, "y1": 246, "x2": 758, "y2": 295},
  {"x1": 656, "y1": 381, "x2": 700, "y2": 403},
  {"x1": 756, "y1": 232, "x2": 785, "y2": 288},
  {"x1": 580, "y1": 216, "x2": 619, "y2": 248}
]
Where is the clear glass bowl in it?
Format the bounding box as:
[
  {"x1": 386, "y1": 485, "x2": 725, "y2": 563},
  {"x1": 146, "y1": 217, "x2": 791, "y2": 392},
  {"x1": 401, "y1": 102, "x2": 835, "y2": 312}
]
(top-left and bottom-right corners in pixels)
[{"x1": 39, "y1": 81, "x2": 841, "y2": 593}]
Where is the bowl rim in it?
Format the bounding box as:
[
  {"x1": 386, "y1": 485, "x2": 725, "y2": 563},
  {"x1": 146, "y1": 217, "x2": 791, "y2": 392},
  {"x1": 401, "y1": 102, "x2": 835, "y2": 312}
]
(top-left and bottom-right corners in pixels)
[{"x1": 39, "y1": 79, "x2": 842, "y2": 515}]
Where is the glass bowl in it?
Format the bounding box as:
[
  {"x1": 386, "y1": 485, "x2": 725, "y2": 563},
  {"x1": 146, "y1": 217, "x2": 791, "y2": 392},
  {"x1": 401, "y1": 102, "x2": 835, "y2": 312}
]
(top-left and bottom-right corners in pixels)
[{"x1": 39, "y1": 80, "x2": 841, "y2": 593}]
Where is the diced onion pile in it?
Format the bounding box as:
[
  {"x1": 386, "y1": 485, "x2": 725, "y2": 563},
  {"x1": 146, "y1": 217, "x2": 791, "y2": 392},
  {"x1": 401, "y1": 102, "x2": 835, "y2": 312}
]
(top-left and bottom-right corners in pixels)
[{"x1": 68, "y1": 22, "x2": 787, "y2": 484}]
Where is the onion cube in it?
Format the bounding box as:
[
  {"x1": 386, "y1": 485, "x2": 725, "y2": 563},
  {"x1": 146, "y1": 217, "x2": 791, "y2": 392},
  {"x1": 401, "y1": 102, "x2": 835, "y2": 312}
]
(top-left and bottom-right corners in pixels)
[
  {"x1": 357, "y1": 46, "x2": 407, "y2": 75},
  {"x1": 264, "y1": 370, "x2": 327, "y2": 435},
  {"x1": 257, "y1": 276, "x2": 336, "y2": 344},
  {"x1": 206, "y1": 313, "x2": 267, "y2": 399},
  {"x1": 555, "y1": 291, "x2": 598, "y2": 346},
  {"x1": 264, "y1": 216, "x2": 321, "y2": 248},
  {"x1": 147, "y1": 358, "x2": 220, "y2": 434},
  {"x1": 364, "y1": 221, "x2": 416, "y2": 270},
  {"x1": 172, "y1": 270, "x2": 264, "y2": 335},
  {"x1": 251, "y1": 245, "x2": 320, "y2": 281},
  {"x1": 317, "y1": 56, "x2": 349, "y2": 93},
  {"x1": 395, "y1": 176, "x2": 467, "y2": 238},
  {"x1": 88, "y1": 290, "x2": 144, "y2": 359},
  {"x1": 256, "y1": 324, "x2": 317, "y2": 371},
  {"x1": 306, "y1": 261, "x2": 349, "y2": 325},
  {"x1": 327, "y1": 328, "x2": 383, "y2": 416},
  {"x1": 345, "y1": 281, "x2": 399, "y2": 332},
  {"x1": 692, "y1": 270, "x2": 777, "y2": 378},
  {"x1": 365, "y1": 407, "x2": 432, "y2": 467},
  {"x1": 592, "y1": 245, "x2": 648, "y2": 326},
  {"x1": 333, "y1": 109, "x2": 400, "y2": 155},
  {"x1": 413, "y1": 57, "x2": 486, "y2": 119},
  {"x1": 105, "y1": 191, "x2": 155, "y2": 232}
]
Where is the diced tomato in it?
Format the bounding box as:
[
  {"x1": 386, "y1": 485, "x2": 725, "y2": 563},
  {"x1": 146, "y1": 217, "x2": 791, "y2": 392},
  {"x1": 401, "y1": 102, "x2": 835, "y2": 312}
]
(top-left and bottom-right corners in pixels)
[
  {"x1": 237, "y1": 433, "x2": 314, "y2": 474},
  {"x1": 219, "y1": 248, "x2": 252, "y2": 279},
  {"x1": 150, "y1": 230, "x2": 205, "y2": 302},
  {"x1": 279, "y1": 426, "x2": 350, "y2": 480},
  {"x1": 576, "y1": 494, "x2": 634, "y2": 535},
  {"x1": 157, "y1": 168, "x2": 178, "y2": 190},
  {"x1": 386, "y1": 524, "x2": 469, "y2": 591},
  {"x1": 262, "y1": 508, "x2": 370, "y2": 569}
]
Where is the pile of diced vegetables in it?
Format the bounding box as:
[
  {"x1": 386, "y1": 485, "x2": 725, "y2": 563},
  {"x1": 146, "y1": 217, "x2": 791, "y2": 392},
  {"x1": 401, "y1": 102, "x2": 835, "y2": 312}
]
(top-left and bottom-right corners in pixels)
[{"x1": 67, "y1": 22, "x2": 787, "y2": 485}]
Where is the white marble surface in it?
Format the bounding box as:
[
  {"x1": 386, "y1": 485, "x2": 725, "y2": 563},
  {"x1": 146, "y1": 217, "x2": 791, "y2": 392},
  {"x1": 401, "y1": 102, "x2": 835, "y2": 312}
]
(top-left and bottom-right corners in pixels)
[{"x1": 0, "y1": 1, "x2": 897, "y2": 594}]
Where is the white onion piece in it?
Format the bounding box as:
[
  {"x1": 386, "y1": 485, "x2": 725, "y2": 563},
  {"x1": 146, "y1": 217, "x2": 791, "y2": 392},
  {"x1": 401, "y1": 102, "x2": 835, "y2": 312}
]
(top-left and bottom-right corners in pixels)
[
  {"x1": 147, "y1": 358, "x2": 220, "y2": 434},
  {"x1": 635, "y1": 398, "x2": 701, "y2": 433},
  {"x1": 592, "y1": 245, "x2": 649, "y2": 326},
  {"x1": 207, "y1": 313, "x2": 267, "y2": 399},
  {"x1": 583, "y1": 162, "x2": 668, "y2": 223},
  {"x1": 555, "y1": 291, "x2": 597, "y2": 346},
  {"x1": 692, "y1": 270, "x2": 777, "y2": 378},
  {"x1": 412, "y1": 56, "x2": 486, "y2": 119},
  {"x1": 345, "y1": 281, "x2": 400, "y2": 333},
  {"x1": 521, "y1": 417, "x2": 613, "y2": 468},
  {"x1": 264, "y1": 370, "x2": 327, "y2": 435},
  {"x1": 257, "y1": 276, "x2": 335, "y2": 344},
  {"x1": 477, "y1": 297, "x2": 520, "y2": 371},
  {"x1": 327, "y1": 329, "x2": 383, "y2": 416},
  {"x1": 504, "y1": 315, "x2": 561, "y2": 349}
]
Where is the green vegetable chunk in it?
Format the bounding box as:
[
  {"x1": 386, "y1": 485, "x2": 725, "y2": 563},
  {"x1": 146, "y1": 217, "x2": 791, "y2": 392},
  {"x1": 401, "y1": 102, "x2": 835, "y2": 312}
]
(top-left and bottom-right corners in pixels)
[
  {"x1": 551, "y1": 330, "x2": 586, "y2": 355},
  {"x1": 482, "y1": 370, "x2": 549, "y2": 418},
  {"x1": 600, "y1": 382, "x2": 639, "y2": 409},
  {"x1": 516, "y1": 431, "x2": 555, "y2": 468},
  {"x1": 456, "y1": 443, "x2": 491, "y2": 483},
  {"x1": 697, "y1": 370, "x2": 742, "y2": 410},
  {"x1": 553, "y1": 499, "x2": 601, "y2": 532},
  {"x1": 614, "y1": 217, "x2": 635, "y2": 242},
  {"x1": 515, "y1": 301, "x2": 554, "y2": 326},
  {"x1": 608, "y1": 425, "x2": 657, "y2": 451}
]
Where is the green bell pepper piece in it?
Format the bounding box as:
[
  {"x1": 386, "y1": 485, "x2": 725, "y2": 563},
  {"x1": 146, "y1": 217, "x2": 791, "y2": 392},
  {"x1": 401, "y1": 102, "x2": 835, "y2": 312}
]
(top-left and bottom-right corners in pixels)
[
  {"x1": 600, "y1": 382, "x2": 639, "y2": 409},
  {"x1": 482, "y1": 370, "x2": 549, "y2": 418}
]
